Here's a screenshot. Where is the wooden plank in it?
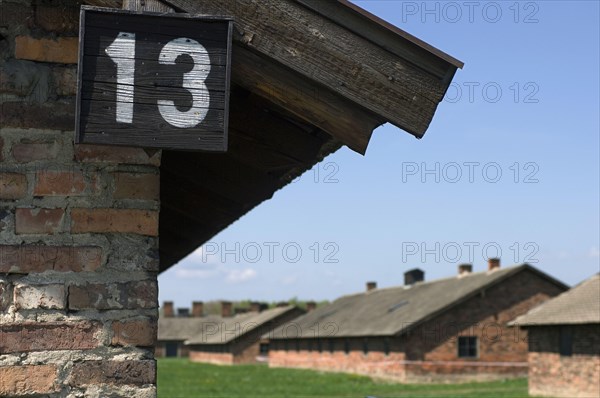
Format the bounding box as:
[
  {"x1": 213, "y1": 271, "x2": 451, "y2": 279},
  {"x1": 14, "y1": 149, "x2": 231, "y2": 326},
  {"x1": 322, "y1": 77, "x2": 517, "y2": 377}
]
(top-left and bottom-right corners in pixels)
[
  {"x1": 166, "y1": 0, "x2": 446, "y2": 138},
  {"x1": 231, "y1": 45, "x2": 383, "y2": 154},
  {"x1": 76, "y1": 7, "x2": 233, "y2": 151},
  {"x1": 123, "y1": 0, "x2": 174, "y2": 12}
]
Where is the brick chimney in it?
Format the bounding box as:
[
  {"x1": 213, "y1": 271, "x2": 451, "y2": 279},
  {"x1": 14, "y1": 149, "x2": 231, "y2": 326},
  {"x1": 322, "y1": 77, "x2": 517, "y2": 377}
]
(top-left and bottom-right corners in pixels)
[
  {"x1": 192, "y1": 301, "x2": 204, "y2": 317},
  {"x1": 404, "y1": 269, "x2": 424, "y2": 285},
  {"x1": 250, "y1": 301, "x2": 261, "y2": 312},
  {"x1": 306, "y1": 301, "x2": 317, "y2": 312},
  {"x1": 488, "y1": 258, "x2": 501, "y2": 271},
  {"x1": 366, "y1": 281, "x2": 377, "y2": 291},
  {"x1": 221, "y1": 301, "x2": 232, "y2": 317},
  {"x1": 163, "y1": 301, "x2": 174, "y2": 318},
  {"x1": 458, "y1": 264, "x2": 473, "y2": 276}
]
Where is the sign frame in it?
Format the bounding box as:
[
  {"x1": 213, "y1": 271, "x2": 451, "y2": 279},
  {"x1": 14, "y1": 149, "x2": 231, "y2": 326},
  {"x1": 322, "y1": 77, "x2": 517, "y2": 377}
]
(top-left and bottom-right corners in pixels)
[{"x1": 75, "y1": 6, "x2": 233, "y2": 152}]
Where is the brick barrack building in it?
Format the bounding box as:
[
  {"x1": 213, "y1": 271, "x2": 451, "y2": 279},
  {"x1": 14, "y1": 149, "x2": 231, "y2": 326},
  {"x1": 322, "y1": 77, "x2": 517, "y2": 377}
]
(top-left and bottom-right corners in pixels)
[
  {"x1": 511, "y1": 273, "x2": 600, "y2": 398},
  {"x1": 268, "y1": 260, "x2": 567, "y2": 382},
  {"x1": 157, "y1": 300, "x2": 303, "y2": 364},
  {"x1": 0, "y1": 0, "x2": 461, "y2": 395}
]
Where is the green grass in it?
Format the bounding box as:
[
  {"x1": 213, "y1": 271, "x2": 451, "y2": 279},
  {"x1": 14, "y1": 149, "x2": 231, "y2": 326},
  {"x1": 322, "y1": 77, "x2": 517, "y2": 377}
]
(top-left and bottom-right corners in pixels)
[{"x1": 157, "y1": 358, "x2": 530, "y2": 398}]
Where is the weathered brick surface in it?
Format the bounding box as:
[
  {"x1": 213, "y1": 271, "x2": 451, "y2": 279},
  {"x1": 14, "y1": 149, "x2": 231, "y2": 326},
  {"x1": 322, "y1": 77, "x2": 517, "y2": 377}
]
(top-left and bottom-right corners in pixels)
[
  {"x1": 51, "y1": 65, "x2": 77, "y2": 96},
  {"x1": 0, "y1": 278, "x2": 12, "y2": 311},
  {"x1": 0, "y1": 3, "x2": 33, "y2": 28},
  {"x1": 16, "y1": 208, "x2": 65, "y2": 234},
  {"x1": 112, "y1": 319, "x2": 157, "y2": 347},
  {"x1": 15, "y1": 36, "x2": 78, "y2": 63},
  {"x1": 75, "y1": 144, "x2": 161, "y2": 166},
  {"x1": 71, "y1": 208, "x2": 159, "y2": 236},
  {"x1": 528, "y1": 325, "x2": 600, "y2": 398},
  {"x1": 0, "y1": 173, "x2": 27, "y2": 200},
  {"x1": 34, "y1": 3, "x2": 79, "y2": 34},
  {"x1": 113, "y1": 173, "x2": 160, "y2": 200},
  {"x1": 189, "y1": 351, "x2": 236, "y2": 365},
  {"x1": 69, "y1": 360, "x2": 156, "y2": 386},
  {"x1": 0, "y1": 101, "x2": 75, "y2": 130},
  {"x1": 0, "y1": 322, "x2": 101, "y2": 354},
  {"x1": 69, "y1": 280, "x2": 157, "y2": 310},
  {"x1": 14, "y1": 283, "x2": 66, "y2": 309},
  {"x1": 0, "y1": 245, "x2": 103, "y2": 273},
  {"x1": 0, "y1": 137, "x2": 4, "y2": 162},
  {"x1": 12, "y1": 141, "x2": 60, "y2": 163},
  {"x1": 0, "y1": 365, "x2": 58, "y2": 396},
  {"x1": 34, "y1": 170, "x2": 93, "y2": 196}
]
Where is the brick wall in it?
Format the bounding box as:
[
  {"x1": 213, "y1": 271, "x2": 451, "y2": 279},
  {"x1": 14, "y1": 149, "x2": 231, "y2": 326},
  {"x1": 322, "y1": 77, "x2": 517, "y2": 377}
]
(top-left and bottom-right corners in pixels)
[
  {"x1": 1, "y1": 1, "x2": 161, "y2": 396},
  {"x1": 269, "y1": 269, "x2": 565, "y2": 382},
  {"x1": 189, "y1": 350, "x2": 235, "y2": 365},
  {"x1": 527, "y1": 325, "x2": 600, "y2": 398}
]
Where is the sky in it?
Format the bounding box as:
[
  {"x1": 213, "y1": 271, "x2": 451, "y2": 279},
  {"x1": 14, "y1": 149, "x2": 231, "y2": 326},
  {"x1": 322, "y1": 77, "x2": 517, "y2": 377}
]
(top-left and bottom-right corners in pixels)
[{"x1": 159, "y1": 1, "x2": 600, "y2": 308}]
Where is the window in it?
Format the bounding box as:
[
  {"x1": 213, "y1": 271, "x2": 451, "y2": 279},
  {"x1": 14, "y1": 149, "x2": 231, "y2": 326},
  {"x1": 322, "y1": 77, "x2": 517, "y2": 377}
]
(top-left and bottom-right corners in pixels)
[
  {"x1": 383, "y1": 337, "x2": 390, "y2": 356},
  {"x1": 458, "y1": 336, "x2": 478, "y2": 358},
  {"x1": 165, "y1": 342, "x2": 178, "y2": 357},
  {"x1": 363, "y1": 339, "x2": 369, "y2": 355},
  {"x1": 344, "y1": 340, "x2": 350, "y2": 354},
  {"x1": 328, "y1": 339, "x2": 335, "y2": 353},
  {"x1": 307, "y1": 340, "x2": 313, "y2": 352},
  {"x1": 559, "y1": 327, "x2": 573, "y2": 356},
  {"x1": 259, "y1": 343, "x2": 269, "y2": 356},
  {"x1": 317, "y1": 339, "x2": 323, "y2": 353},
  {"x1": 295, "y1": 339, "x2": 300, "y2": 352}
]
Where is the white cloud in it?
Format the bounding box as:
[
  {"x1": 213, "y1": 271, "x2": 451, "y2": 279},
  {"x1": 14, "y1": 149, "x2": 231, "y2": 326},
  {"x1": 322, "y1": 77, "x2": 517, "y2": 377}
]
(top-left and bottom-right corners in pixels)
[
  {"x1": 589, "y1": 247, "x2": 600, "y2": 258},
  {"x1": 281, "y1": 274, "x2": 299, "y2": 285},
  {"x1": 225, "y1": 268, "x2": 257, "y2": 283}
]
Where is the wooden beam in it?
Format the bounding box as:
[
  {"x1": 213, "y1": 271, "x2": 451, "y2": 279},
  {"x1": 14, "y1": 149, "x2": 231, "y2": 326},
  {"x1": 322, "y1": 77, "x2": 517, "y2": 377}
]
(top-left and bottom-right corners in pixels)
[
  {"x1": 82, "y1": 0, "x2": 123, "y2": 8},
  {"x1": 165, "y1": 0, "x2": 447, "y2": 141}
]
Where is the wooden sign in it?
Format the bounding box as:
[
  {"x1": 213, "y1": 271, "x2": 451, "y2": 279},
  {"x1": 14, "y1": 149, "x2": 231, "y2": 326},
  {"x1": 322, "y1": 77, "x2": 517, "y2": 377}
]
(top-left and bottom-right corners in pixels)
[{"x1": 75, "y1": 7, "x2": 232, "y2": 151}]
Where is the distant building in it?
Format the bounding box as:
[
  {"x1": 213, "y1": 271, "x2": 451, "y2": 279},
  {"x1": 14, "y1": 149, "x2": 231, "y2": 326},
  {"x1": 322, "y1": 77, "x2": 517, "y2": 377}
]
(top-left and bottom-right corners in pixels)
[
  {"x1": 511, "y1": 273, "x2": 600, "y2": 398},
  {"x1": 157, "y1": 300, "x2": 304, "y2": 364},
  {"x1": 268, "y1": 260, "x2": 567, "y2": 382}
]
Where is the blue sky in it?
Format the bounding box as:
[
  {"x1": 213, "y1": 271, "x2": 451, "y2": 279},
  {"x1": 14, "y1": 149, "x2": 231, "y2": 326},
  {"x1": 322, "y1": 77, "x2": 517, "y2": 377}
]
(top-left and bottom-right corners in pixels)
[{"x1": 159, "y1": 1, "x2": 600, "y2": 307}]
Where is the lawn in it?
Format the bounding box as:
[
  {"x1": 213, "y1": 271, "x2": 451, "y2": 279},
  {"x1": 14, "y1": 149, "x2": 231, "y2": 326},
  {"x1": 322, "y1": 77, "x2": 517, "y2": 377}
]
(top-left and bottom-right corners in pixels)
[{"x1": 157, "y1": 358, "x2": 530, "y2": 397}]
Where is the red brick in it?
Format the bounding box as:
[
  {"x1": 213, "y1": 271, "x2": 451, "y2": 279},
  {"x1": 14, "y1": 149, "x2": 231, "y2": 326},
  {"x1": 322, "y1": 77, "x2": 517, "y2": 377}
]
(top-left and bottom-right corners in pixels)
[
  {"x1": 0, "y1": 245, "x2": 103, "y2": 273},
  {"x1": 112, "y1": 319, "x2": 157, "y2": 347},
  {"x1": 14, "y1": 283, "x2": 66, "y2": 309},
  {"x1": 69, "y1": 280, "x2": 157, "y2": 310},
  {"x1": 68, "y1": 360, "x2": 156, "y2": 386},
  {"x1": 113, "y1": 172, "x2": 160, "y2": 200},
  {"x1": 0, "y1": 173, "x2": 27, "y2": 200},
  {"x1": 35, "y1": 3, "x2": 79, "y2": 34},
  {"x1": 75, "y1": 144, "x2": 161, "y2": 166},
  {"x1": 15, "y1": 36, "x2": 78, "y2": 64},
  {"x1": 16, "y1": 208, "x2": 65, "y2": 234},
  {"x1": 34, "y1": 170, "x2": 94, "y2": 196},
  {"x1": 12, "y1": 141, "x2": 59, "y2": 163},
  {"x1": 0, "y1": 322, "x2": 101, "y2": 354},
  {"x1": 71, "y1": 208, "x2": 159, "y2": 236},
  {"x1": 0, "y1": 101, "x2": 75, "y2": 130},
  {"x1": 0, "y1": 365, "x2": 58, "y2": 396}
]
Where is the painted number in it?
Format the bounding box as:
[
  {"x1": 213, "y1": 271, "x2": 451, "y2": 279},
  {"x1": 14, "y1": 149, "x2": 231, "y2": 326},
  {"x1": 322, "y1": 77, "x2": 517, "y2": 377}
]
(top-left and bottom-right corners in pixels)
[
  {"x1": 105, "y1": 32, "x2": 136, "y2": 123},
  {"x1": 158, "y1": 38, "x2": 211, "y2": 128},
  {"x1": 106, "y1": 32, "x2": 211, "y2": 127}
]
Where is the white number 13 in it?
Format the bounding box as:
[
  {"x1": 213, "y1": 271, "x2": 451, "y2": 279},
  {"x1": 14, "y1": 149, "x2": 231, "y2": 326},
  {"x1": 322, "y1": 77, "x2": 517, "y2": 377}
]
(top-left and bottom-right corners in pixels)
[{"x1": 105, "y1": 32, "x2": 211, "y2": 128}]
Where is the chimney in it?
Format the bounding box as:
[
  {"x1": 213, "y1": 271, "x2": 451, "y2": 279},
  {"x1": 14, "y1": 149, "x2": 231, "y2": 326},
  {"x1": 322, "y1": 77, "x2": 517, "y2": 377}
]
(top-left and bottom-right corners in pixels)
[
  {"x1": 250, "y1": 301, "x2": 261, "y2": 313},
  {"x1": 276, "y1": 301, "x2": 288, "y2": 307},
  {"x1": 221, "y1": 301, "x2": 232, "y2": 317},
  {"x1": 366, "y1": 281, "x2": 377, "y2": 291},
  {"x1": 192, "y1": 301, "x2": 204, "y2": 317},
  {"x1": 163, "y1": 301, "x2": 174, "y2": 318},
  {"x1": 306, "y1": 301, "x2": 317, "y2": 312},
  {"x1": 488, "y1": 258, "x2": 501, "y2": 271},
  {"x1": 177, "y1": 308, "x2": 189, "y2": 317},
  {"x1": 404, "y1": 268, "x2": 425, "y2": 285},
  {"x1": 458, "y1": 264, "x2": 473, "y2": 276}
]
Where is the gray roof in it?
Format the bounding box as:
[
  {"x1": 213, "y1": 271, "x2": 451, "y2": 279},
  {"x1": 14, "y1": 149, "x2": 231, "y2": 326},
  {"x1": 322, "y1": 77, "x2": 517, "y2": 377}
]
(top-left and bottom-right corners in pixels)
[
  {"x1": 270, "y1": 265, "x2": 566, "y2": 339},
  {"x1": 160, "y1": 306, "x2": 299, "y2": 345},
  {"x1": 511, "y1": 273, "x2": 600, "y2": 326}
]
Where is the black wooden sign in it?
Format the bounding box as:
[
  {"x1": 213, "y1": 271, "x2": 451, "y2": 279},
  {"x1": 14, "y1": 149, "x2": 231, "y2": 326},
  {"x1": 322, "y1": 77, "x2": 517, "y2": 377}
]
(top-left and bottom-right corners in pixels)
[{"x1": 75, "y1": 7, "x2": 233, "y2": 151}]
